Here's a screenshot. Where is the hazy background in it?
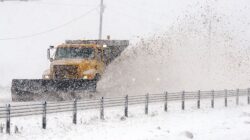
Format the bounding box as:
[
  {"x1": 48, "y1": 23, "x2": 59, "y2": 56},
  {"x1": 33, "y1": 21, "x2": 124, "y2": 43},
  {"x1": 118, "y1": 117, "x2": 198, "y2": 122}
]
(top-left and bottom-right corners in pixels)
[
  {"x1": 0, "y1": 0, "x2": 250, "y2": 94},
  {"x1": 0, "y1": 0, "x2": 186, "y2": 86}
]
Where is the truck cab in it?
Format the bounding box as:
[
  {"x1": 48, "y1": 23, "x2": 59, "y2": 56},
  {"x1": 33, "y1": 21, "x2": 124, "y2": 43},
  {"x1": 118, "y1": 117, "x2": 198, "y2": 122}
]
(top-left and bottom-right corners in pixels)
[{"x1": 43, "y1": 43, "x2": 105, "y2": 80}]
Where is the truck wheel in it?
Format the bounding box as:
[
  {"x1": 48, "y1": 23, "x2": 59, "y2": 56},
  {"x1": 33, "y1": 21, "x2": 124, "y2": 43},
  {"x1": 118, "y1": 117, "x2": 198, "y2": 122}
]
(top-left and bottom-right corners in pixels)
[
  {"x1": 94, "y1": 74, "x2": 101, "y2": 81},
  {"x1": 89, "y1": 74, "x2": 101, "y2": 92}
]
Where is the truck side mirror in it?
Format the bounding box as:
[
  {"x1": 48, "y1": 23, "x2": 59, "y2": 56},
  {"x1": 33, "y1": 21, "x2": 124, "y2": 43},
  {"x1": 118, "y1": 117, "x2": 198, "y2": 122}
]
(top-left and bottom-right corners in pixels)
[{"x1": 47, "y1": 46, "x2": 54, "y2": 62}]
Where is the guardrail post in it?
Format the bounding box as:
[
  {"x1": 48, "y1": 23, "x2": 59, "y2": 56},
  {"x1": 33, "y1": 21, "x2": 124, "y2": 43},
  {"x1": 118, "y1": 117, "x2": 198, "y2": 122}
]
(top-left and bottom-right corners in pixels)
[
  {"x1": 73, "y1": 99, "x2": 77, "y2": 124},
  {"x1": 248, "y1": 88, "x2": 250, "y2": 105},
  {"x1": 0, "y1": 124, "x2": 3, "y2": 133},
  {"x1": 182, "y1": 91, "x2": 185, "y2": 110},
  {"x1": 6, "y1": 104, "x2": 10, "y2": 134},
  {"x1": 225, "y1": 89, "x2": 228, "y2": 107},
  {"x1": 197, "y1": 90, "x2": 200, "y2": 109},
  {"x1": 124, "y1": 95, "x2": 128, "y2": 117},
  {"x1": 100, "y1": 97, "x2": 104, "y2": 120},
  {"x1": 211, "y1": 90, "x2": 214, "y2": 108},
  {"x1": 145, "y1": 93, "x2": 149, "y2": 115},
  {"x1": 236, "y1": 89, "x2": 239, "y2": 105},
  {"x1": 42, "y1": 101, "x2": 47, "y2": 129},
  {"x1": 164, "y1": 92, "x2": 168, "y2": 112}
]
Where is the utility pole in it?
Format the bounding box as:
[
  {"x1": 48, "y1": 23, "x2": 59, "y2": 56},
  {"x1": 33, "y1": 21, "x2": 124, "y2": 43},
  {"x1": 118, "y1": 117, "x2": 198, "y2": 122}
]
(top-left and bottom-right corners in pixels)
[{"x1": 98, "y1": 0, "x2": 104, "y2": 40}]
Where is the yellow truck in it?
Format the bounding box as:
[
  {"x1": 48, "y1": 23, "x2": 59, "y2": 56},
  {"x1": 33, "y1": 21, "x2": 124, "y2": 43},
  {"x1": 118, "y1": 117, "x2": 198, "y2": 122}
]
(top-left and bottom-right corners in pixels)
[{"x1": 11, "y1": 39, "x2": 129, "y2": 101}]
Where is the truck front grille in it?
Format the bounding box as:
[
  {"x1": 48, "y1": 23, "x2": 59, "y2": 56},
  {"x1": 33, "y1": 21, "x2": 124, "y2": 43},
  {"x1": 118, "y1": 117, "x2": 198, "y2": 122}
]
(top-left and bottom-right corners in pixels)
[{"x1": 53, "y1": 65, "x2": 78, "y2": 79}]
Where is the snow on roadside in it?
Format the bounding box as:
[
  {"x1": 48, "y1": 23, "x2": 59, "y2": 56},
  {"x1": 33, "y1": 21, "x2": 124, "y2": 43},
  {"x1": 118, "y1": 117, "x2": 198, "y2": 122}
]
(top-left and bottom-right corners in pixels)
[
  {"x1": 0, "y1": 86, "x2": 11, "y2": 104},
  {"x1": 0, "y1": 98, "x2": 250, "y2": 140}
]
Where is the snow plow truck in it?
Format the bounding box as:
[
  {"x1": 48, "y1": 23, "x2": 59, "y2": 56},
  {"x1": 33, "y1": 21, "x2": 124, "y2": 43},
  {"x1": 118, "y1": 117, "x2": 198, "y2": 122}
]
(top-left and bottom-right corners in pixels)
[{"x1": 11, "y1": 39, "x2": 129, "y2": 101}]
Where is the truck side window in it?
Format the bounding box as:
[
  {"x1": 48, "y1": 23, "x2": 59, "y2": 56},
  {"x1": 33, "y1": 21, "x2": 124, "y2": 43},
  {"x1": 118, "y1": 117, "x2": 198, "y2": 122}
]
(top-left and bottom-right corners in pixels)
[{"x1": 97, "y1": 49, "x2": 102, "y2": 61}]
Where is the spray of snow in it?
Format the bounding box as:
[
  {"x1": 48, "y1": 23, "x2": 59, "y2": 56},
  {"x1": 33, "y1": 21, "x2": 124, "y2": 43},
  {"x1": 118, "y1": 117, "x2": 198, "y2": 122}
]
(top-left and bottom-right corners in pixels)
[{"x1": 98, "y1": 1, "x2": 250, "y2": 96}]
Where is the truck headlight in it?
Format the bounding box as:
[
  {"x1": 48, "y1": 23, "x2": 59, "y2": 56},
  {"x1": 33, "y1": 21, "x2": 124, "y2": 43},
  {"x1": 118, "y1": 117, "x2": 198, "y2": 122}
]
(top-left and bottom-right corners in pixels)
[
  {"x1": 44, "y1": 75, "x2": 50, "y2": 79},
  {"x1": 83, "y1": 75, "x2": 88, "y2": 79}
]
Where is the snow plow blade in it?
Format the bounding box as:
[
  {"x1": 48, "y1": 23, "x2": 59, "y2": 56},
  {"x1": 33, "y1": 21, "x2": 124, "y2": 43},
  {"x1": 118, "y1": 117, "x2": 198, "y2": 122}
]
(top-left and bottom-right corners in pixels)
[{"x1": 11, "y1": 79, "x2": 97, "y2": 102}]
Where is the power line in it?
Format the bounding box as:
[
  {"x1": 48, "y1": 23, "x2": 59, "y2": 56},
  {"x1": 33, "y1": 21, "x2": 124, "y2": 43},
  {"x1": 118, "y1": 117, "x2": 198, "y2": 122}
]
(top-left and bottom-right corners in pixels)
[
  {"x1": 33, "y1": 2, "x2": 98, "y2": 8},
  {"x1": 0, "y1": 6, "x2": 99, "y2": 40}
]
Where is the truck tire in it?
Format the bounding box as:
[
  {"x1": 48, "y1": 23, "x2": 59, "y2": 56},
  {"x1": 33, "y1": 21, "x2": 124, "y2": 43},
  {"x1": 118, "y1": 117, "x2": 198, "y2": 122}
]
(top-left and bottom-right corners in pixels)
[{"x1": 89, "y1": 74, "x2": 101, "y2": 92}]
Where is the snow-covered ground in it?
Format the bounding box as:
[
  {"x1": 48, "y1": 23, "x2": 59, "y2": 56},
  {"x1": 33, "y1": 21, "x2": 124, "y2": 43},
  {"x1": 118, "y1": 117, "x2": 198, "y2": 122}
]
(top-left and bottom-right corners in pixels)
[
  {"x1": 0, "y1": 86, "x2": 11, "y2": 104},
  {"x1": 0, "y1": 98, "x2": 250, "y2": 140}
]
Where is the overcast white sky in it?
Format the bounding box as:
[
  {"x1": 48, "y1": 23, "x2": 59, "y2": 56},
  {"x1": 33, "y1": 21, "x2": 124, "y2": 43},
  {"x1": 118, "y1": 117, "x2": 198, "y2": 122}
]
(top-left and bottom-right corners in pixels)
[{"x1": 0, "y1": 0, "x2": 249, "y2": 86}]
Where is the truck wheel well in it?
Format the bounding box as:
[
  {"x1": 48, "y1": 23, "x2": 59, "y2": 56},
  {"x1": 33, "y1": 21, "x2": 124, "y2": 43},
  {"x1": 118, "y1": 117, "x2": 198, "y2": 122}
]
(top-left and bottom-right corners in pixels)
[{"x1": 94, "y1": 74, "x2": 101, "y2": 81}]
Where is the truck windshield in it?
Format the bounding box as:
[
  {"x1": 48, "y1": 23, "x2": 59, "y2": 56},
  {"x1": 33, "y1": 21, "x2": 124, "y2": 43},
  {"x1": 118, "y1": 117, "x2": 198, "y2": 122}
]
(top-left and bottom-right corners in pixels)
[{"x1": 55, "y1": 47, "x2": 94, "y2": 59}]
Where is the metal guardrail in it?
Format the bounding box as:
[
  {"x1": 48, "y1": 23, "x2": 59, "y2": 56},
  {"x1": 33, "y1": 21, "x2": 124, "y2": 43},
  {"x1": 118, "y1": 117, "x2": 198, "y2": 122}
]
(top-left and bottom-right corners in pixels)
[
  {"x1": 0, "y1": 88, "x2": 249, "y2": 134},
  {"x1": 0, "y1": 88, "x2": 248, "y2": 119}
]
